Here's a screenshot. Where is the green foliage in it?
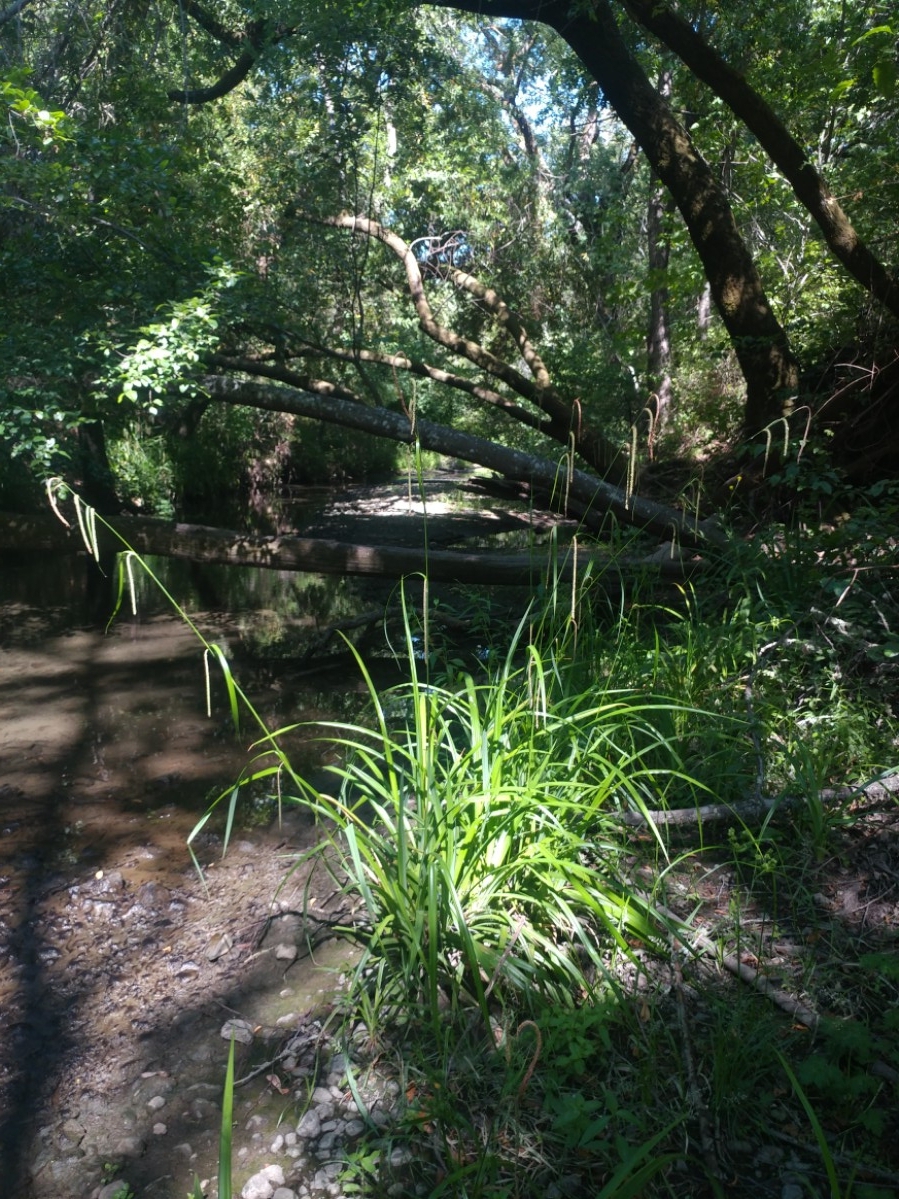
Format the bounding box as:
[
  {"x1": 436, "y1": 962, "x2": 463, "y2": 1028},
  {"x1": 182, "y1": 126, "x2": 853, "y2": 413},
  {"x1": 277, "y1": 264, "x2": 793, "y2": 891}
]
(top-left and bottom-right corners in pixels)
[
  {"x1": 259, "y1": 593, "x2": 689, "y2": 1028},
  {"x1": 219, "y1": 1036, "x2": 236, "y2": 1199},
  {"x1": 106, "y1": 282, "x2": 231, "y2": 411},
  {"x1": 106, "y1": 425, "x2": 176, "y2": 516},
  {"x1": 287, "y1": 416, "x2": 399, "y2": 483},
  {"x1": 1, "y1": 72, "x2": 70, "y2": 148}
]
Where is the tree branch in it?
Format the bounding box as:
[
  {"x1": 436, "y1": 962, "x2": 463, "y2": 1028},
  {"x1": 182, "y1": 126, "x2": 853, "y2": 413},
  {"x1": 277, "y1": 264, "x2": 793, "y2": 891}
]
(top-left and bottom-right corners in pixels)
[
  {"x1": 257, "y1": 342, "x2": 553, "y2": 432},
  {"x1": 294, "y1": 210, "x2": 629, "y2": 481},
  {"x1": 618, "y1": 773, "x2": 899, "y2": 830},
  {"x1": 166, "y1": 12, "x2": 297, "y2": 105},
  {"x1": 167, "y1": 49, "x2": 258, "y2": 104},
  {"x1": 0, "y1": 0, "x2": 33, "y2": 27},
  {"x1": 210, "y1": 356, "x2": 366, "y2": 406},
  {"x1": 169, "y1": 0, "x2": 242, "y2": 48},
  {"x1": 443, "y1": 264, "x2": 554, "y2": 391}
]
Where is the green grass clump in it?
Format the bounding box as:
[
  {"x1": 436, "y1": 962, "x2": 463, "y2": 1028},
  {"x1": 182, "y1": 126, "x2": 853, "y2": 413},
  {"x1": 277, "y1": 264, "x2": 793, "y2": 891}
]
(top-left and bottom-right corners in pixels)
[{"x1": 251, "y1": 586, "x2": 700, "y2": 1031}]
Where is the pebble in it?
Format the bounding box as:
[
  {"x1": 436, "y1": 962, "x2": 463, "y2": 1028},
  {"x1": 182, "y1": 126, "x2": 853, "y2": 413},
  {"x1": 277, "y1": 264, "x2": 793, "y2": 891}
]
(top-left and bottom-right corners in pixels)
[
  {"x1": 31, "y1": 1014, "x2": 405, "y2": 1199},
  {"x1": 221, "y1": 1017, "x2": 255, "y2": 1044},
  {"x1": 241, "y1": 1163, "x2": 285, "y2": 1199},
  {"x1": 296, "y1": 1110, "x2": 321, "y2": 1139},
  {"x1": 113, "y1": 1135, "x2": 144, "y2": 1156},
  {"x1": 206, "y1": 931, "x2": 233, "y2": 960}
]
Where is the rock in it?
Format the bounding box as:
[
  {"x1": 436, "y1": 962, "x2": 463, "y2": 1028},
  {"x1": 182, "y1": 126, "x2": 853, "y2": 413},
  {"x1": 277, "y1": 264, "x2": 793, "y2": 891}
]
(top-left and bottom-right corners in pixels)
[
  {"x1": 272, "y1": 1189, "x2": 297, "y2": 1199},
  {"x1": 221, "y1": 1018, "x2": 255, "y2": 1044},
  {"x1": 136, "y1": 880, "x2": 169, "y2": 909},
  {"x1": 94, "y1": 871, "x2": 125, "y2": 894},
  {"x1": 241, "y1": 1164, "x2": 285, "y2": 1199},
  {"x1": 187, "y1": 1097, "x2": 216, "y2": 1123},
  {"x1": 60, "y1": 1118, "x2": 85, "y2": 1144},
  {"x1": 296, "y1": 1110, "x2": 321, "y2": 1139},
  {"x1": 205, "y1": 931, "x2": 233, "y2": 960},
  {"x1": 275, "y1": 942, "x2": 298, "y2": 963},
  {"x1": 147, "y1": 1095, "x2": 166, "y2": 1111},
  {"x1": 113, "y1": 1135, "x2": 145, "y2": 1156}
]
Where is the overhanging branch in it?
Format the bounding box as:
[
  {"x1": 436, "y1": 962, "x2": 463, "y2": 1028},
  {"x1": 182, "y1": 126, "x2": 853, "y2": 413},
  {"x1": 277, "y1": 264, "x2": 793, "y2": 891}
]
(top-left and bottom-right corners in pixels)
[{"x1": 294, "y1": 210, "x2": 629, "y2": 481}]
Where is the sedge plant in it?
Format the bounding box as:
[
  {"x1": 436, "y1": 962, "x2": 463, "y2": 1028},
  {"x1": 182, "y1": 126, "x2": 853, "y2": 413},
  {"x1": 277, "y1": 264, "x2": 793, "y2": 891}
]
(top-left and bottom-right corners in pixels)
[{"x1": 252, "y1": 580, "x2": 703, "y2": 1036}]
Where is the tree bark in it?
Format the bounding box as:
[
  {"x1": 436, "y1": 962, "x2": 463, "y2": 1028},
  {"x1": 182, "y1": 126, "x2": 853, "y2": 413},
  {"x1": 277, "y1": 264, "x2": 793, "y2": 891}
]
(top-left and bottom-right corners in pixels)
[
  {"x1": 0, "y1": 511, "x2": 702, "y2": 585},
  {"x1": 645, "y1": 72, "x2": 674, "y2": 448}
]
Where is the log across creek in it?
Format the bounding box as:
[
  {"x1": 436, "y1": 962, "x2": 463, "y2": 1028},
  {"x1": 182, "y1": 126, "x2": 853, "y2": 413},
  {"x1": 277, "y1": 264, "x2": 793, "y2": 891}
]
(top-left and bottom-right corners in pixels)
[{"x1": 0, "y1": 510, "x2": 702, "y2": 587}]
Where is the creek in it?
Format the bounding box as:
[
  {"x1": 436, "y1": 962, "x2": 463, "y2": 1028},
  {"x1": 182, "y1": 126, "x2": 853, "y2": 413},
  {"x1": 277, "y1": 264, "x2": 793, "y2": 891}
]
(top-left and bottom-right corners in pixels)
[{"x1": 0, "y1": 475, "x2": 555, "y2": 1199}]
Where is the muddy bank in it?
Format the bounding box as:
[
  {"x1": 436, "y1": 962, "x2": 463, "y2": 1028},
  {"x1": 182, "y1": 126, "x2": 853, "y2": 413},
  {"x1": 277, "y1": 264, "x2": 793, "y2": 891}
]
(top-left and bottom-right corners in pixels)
[{"x1": 0, "y1": 602, "x2": 364, "y2": 1197}]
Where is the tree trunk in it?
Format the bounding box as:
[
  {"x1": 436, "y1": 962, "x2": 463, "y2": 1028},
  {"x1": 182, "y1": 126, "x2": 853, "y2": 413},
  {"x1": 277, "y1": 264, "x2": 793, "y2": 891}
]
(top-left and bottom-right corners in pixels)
[
  {"x1": 645, "y1": 72, "x2": 674, "y2": 448},
  {"x1": 622, "y1": 0, "x2": 899, "y2": 320},
  {"x1": 0, "y1": 511, "x2": 702, "y2": 585},
  {"x1": 548, "y1": 0, "x2": 799, "y2": 437},
  {"x1": 437, "y1": 0, "x2": 800, "y2": 437}
]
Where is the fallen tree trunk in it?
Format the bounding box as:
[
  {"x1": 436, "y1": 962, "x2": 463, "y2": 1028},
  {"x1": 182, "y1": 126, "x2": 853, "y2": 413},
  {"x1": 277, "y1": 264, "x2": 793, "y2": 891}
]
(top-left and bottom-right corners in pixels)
[{"x1": 0, "y1": 510, "x2": 703, "y2": 585}]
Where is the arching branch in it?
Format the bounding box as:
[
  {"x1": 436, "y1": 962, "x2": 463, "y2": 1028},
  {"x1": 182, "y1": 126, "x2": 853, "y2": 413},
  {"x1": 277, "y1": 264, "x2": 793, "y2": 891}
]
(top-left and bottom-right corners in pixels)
[
  {"x1": 165, "y1": 9, "x2": 298, "y2": 105},
  {"x1": 295, "y1": 210, "x2": 628, "y2": 481},
  {"x1": 167, "y1": 49, "x2": 258, "y2": 105}
]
